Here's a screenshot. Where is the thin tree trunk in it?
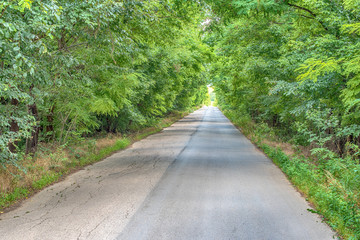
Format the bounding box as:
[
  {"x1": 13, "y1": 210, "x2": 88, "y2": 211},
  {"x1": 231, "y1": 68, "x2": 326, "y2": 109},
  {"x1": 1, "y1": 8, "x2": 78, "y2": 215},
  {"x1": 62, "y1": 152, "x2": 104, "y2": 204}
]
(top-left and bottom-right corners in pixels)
[
  {"x1": 9, "y1": 99, "x2": 19, "y2": 153},
  {"x1": 26, "y1": 102, "x2": 39, "y2": 155},
  {"x1": 46, "y1": 105, "x2": 55, "y2": 140}
]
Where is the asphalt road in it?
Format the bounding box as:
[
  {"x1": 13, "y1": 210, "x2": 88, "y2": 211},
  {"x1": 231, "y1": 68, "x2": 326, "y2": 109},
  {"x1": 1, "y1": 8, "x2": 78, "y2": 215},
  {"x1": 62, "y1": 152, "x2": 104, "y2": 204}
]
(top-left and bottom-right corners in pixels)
[{"x1": 0, "y1": 107, "x2": 336, "y2": 240}]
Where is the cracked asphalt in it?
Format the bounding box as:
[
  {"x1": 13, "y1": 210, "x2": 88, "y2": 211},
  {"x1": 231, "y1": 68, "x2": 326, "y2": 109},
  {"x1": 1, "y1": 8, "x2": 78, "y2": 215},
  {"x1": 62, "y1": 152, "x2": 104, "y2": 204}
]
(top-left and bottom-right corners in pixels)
[{"x1": 0, "y1": 107, "x2": 336, "y2": 240}]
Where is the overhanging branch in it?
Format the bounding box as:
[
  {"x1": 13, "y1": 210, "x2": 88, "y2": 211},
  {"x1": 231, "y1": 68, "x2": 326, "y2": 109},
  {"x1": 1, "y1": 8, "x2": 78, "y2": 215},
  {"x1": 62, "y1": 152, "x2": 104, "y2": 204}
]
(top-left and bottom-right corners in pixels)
[{"x1": 286, "y1": 2, "x2": 329, "y2": 31}]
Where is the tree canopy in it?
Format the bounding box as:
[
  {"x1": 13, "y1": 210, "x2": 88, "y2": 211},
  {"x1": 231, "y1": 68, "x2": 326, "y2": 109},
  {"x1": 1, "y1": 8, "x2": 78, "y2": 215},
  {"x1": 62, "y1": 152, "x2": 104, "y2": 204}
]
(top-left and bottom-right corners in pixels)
[
  {"x1": 205, "y1": 0, "x2": 360, "y2": 151},
  {"x1": 0, "y1": 0, "x2": 211, "y2": 166}
]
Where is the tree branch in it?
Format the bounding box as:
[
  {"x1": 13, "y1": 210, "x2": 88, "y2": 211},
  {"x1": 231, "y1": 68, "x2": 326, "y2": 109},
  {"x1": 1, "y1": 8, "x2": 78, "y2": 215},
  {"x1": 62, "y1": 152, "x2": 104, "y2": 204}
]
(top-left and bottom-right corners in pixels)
[
  {"x1": 286, "y1": 2, "x2": 329, "y2": 31},
  {"x1": 287, "y1": 2, "x2": 317, "y2": 18},
  {"x1": 62, "y1": 42, "x2": 88, "y2": 51},
  {"x1": 300, "y1": 14, "x2": 315, "y2": 20},
  {"x1": 270, "y1": 21, "x2": 293, "y2": 25},
  {"x1": 0, "y1": 6, "x2": 8, "y2": 18}
]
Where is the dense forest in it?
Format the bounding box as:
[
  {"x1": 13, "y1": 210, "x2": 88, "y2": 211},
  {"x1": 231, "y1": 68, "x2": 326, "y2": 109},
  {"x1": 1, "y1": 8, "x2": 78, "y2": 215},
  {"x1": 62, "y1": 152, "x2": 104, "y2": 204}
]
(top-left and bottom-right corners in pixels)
[
  {"x1": 208, "y1": 0, "x2": 360, "y2": 155},
  {"x1": 1, "y1": 0, "x2": 210, "y2": 166},
  {"x1": 1, "y1": 0, "x2": 360, "y2": 238}
]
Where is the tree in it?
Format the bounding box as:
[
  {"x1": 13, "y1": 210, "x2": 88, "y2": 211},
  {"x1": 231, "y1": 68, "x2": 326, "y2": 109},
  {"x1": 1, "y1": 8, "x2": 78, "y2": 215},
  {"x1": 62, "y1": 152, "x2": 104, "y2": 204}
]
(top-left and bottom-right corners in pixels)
[{"x1": 0, "y1": 0, "x2": 210, "y2": 167}]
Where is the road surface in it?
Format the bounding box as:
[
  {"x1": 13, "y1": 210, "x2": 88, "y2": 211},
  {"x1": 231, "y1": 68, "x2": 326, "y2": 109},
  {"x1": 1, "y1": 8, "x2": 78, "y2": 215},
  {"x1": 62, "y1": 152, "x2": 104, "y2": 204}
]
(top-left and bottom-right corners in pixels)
[{"x1": 0, "y1": 107, "x2": 336, "y2": 240}]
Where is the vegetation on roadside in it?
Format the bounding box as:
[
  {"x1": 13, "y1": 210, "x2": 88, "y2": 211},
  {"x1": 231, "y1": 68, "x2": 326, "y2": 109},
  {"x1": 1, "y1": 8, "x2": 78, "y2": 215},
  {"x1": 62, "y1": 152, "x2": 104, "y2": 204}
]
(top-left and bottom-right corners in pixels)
[
  {"x1": 0, "y1": 110, "x2": 190, "y2": 211},
  {"x1": 222, "y1": 107, "x2": 360, "y2": 239},
  {"x1": 203, "y1": 1, "x2": 360, "y2": 239}
]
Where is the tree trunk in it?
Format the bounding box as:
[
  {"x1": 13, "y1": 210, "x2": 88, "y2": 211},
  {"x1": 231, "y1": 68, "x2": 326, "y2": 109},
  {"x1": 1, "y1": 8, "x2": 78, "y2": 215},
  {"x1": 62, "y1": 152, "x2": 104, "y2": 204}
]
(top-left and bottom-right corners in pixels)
[
  {"x1": 8, "y1": 99, "x2": 19, "y2": 153},
  {"x1": 26, "y1": 102, "x2": 40, "y2": 155},
  {"x1": 46, "y1": 105, "x2": 55, "y2": 140}
]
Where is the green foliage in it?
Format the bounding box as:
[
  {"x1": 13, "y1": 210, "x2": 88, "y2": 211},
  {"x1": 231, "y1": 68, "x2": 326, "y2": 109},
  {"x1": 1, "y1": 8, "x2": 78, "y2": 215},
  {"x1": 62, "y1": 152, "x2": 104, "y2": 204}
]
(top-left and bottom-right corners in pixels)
[
  {"x1": 0, "y1": 0, "x2": 209, "y2": 168},
  {"x1": 296, "y1": 58, "x2": 340, "y2": 83},
  {"x1": 205, "y1": 0, "x2": 360, "y2": 149}
]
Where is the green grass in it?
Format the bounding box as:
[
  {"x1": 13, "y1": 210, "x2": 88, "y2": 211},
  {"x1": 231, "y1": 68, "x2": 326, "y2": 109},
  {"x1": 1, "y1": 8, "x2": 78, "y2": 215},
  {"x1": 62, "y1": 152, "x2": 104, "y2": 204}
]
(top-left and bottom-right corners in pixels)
[
  {"x1": 0, "y1": 187, "x2": 29, "y2": 210},
  {"x1": 78, "y1": 138, "x2": 131, "y2": 167},
  {"x1": 32, "y1": 173, "x2": 63, "y2": 190}
]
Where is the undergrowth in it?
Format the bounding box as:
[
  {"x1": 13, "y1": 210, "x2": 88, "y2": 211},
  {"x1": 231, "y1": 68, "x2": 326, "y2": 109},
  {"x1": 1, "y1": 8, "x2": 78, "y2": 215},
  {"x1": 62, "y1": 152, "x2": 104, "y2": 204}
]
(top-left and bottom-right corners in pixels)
[{"x1": 223, "y1": 108, "x2": 360, "y2": 240}]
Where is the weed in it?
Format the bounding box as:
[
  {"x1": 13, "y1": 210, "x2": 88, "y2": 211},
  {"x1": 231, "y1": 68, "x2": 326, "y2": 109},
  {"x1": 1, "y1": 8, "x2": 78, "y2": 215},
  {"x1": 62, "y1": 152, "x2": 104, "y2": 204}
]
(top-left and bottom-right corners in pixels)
[
  {"x1": 0, "y1": 188, "x2": 29, "y2": 209},
  {"x1": 32, "y1": 173, "x2": 62, "y2": 190}
]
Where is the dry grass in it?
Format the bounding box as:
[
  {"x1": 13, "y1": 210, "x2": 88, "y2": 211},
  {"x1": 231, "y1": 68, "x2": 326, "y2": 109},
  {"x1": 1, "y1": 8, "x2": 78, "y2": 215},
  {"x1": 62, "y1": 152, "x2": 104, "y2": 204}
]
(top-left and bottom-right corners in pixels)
[
  {"x1": 0, "y1": 136, "x2": 117, "y2": 196},
  {"x1": 261, "y1": 139, "x2": 313, "y2": 158},
  {"x1": 0, "y1": 136, "x2": 124, "y2": 210},
  {"x1": 95, "y1": 134, "x2": 120, "y2": 150},
  {"x1": 241, "y1": 127, "x2": 314, "y2": 160},
  {"x1": 0, "y1": 144, "x2": 70, "y2": 194},
  {"x1": 0, "y1": 170, "x2": 13, "y2": 193},
  {"x1": 261, "y1": 139, "x2": 295, "y2": 156}
]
